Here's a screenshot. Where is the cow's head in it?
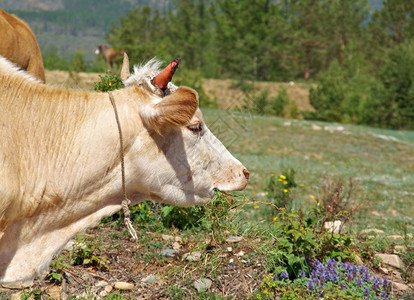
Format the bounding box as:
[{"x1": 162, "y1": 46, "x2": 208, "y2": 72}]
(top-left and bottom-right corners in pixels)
[
  {"x1": 95, "y1": 44, "x2": 106, "y2": 55},
  {"x1": 120, "y1": 54, "x2": 249, "y2": 206}
]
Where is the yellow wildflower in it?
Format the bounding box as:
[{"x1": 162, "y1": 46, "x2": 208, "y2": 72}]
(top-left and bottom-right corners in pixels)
[
  {"x1": 280, "y1": 175, "x2": 287, "y2": 180},
  {"x1": 272, "y1": 216, "x2": 278, "y2": 221},
  {"x1": 283, "y1": 181, "x2": 288, "y2": 185},
  {"x1": 254, "y1": 205, "x2": 259, "y2": 209},
  {"x1": 283, "y1": 189, "x2": 288, "y2": 193}
]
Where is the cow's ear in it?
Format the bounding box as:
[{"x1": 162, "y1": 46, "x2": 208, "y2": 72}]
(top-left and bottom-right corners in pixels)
[{"x1": 141, "y1": 87, "x2": 198, "y2": 134}]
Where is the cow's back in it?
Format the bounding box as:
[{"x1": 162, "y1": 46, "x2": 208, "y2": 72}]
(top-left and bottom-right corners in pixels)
[{"x1": 0, "y1": 9, "x2": 45, "y2": 83}]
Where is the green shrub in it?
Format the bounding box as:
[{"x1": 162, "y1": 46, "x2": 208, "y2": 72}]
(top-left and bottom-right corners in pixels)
[
  {"x1": 270, "y1": 209, "x2": 354, "y2": 276},
  {"x1": 308, "y1": 61, "x2": 345, "y2": 122},
  {"x1": 258, "y1": 175, "x2": 357, "y2": 276},
  {"x1": 161, "y1": 205, "x2": 205, "y2": 230},
  {"x1": 70, "y1": 235, "x2": 109, "y2": 271},
  {"x1": 47, "y1": 257, "x2": 69, "y2": 283},
  {"x1": 241, "y1": 89, "x2": 270, "y2": 115},
  {"x1": 94, "y1": 72, "x2": 124, "y2": 92},
  {"x1": 42, "y1": 46, "x2": 70, "y2": 71},
  {"x1": 202, "y1": 192, "x2": 236, "y2": 241},
  {"x1": 363, "y1": 40, "x2": 414, "y2": 129},
  {"x1": 231, "y1": 79, "x2": 255, "y2": 94},
  {"x1": 270, "y1": 88, "x2": 289, "y2": 116},
  {"x1": 70, "y1": 48, "x2": 87, "y2": 73},
  {"x1": 305, "y1": 59, "x2": 378, "y2": 125}
]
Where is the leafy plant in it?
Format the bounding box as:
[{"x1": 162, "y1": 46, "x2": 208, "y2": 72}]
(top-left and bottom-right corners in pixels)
[
  {"x1": 202, "y1": 191, "x2": 238, "y2": 242},
  {"x1": 48, "y1": 256, "x2": 69, "y2": 283},
  {"x1": 70, "y1": 235, "x2": 109, "y2": 271},
  {"x1": 20, "y1": 289, "x2": 43, "y2": 300},
  {"x1": 270, "y1": 209, "x2": 353, "y2": 275},
  {"x1": 161, "y1": 205, "x2": 205, "y2": 230},
  {"x1": 265, "y1": 170, "x2": 297, "y2": 211},
  {"x1": 257, "y1": 174, "x2": 358, "y2": 276},
  {"x1": 94, "y1": 72, "x2": 124, "y2": 92},
  {"x1": 130, "y1": 201, "x2": 157, "y2": 224}
]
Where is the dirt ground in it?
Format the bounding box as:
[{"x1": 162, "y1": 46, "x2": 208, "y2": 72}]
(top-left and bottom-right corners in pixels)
[
  {"x1": 0, "y1": 224, "x2": 270, "y2": 299},
  {"x1": 1, "y1": 222, "x2": 412, "y2": 299}
]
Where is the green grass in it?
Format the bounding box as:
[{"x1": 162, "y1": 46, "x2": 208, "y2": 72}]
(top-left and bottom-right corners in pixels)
[{"x1": 202, "y1": 109, "x2": 414, "y2": 235}]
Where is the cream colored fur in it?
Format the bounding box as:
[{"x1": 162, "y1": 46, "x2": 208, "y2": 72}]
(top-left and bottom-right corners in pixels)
[{"x1": 0, "y1": 55, "x2": 248, "y2": 286}]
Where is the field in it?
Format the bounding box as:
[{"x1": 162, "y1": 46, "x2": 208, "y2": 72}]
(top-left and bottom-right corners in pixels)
[{"x1": 1, "y1": 71, "x2": 413, "y2": 299}]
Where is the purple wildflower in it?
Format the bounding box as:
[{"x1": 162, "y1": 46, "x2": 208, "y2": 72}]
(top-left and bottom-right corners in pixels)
[
  {"x1": 279, "y1": 270, "x2": 289, "y2": 280},
  {"x1": 371, "y1": 277, "x2": 382, "y2": 291},
  {"x1": 307, "y1": 279, "x2": 314, "y2": 290},
  {"x1": 360, "y1": 265, "x2": 370, "y2": 282},
  {"x1": 383, "y1": 277, "x2": 391, "y2": 289},
  {"x1": 380, "y1": 291, "x2": 388, "y2": 300}
]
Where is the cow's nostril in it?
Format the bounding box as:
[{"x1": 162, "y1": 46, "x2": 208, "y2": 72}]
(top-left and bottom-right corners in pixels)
[{"x1": 243, "y1": 169, "x2": 250, "y2": 180}]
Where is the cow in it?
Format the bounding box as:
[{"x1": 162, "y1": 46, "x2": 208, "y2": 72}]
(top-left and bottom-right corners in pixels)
[
  {"x1": 95, "y1": 44, "x2": 125, "y2": 69},
  {"x1": 0, "y1": 53, "x2": 249, "y2": 286},
  {"x1": 0, "y1": 9, "x2": 46, "y2": 83}
]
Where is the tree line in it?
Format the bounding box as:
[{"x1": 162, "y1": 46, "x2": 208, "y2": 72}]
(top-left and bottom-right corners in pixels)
[{"x1": 44, "y1": 0, "x2": 414, "y2": 129}]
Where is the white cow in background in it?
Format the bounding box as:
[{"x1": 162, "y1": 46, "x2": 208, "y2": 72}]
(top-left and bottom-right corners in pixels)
[{"x1": 0, "y1": 53, "x2": 249, "y2": 286}]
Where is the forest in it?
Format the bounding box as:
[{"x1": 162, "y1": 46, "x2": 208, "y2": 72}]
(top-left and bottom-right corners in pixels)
[
  {"x1": 24, "y1": 0, "x2": 414, "y2": 129},
  {"x1": 105, "y1": 0, "x2": 414, "y2": 130}
]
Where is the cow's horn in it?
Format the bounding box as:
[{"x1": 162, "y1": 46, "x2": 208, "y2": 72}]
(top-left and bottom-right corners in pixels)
[
  {"x1": 120, "y1": 53, "x2": 130, "y2": 82},
  {"x1": 151, "y1": 58, "x2": 180, "y2": 90}
]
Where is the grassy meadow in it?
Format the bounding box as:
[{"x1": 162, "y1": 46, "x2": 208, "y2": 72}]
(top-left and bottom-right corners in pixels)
[{"x1": 202, "y1": 108, "x2": 414, "y2": 234}]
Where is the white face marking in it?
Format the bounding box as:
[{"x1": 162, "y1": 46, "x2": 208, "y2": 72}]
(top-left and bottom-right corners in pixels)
[{"x1": 127, "y1": 109, "x2": 248, "y2": 206}]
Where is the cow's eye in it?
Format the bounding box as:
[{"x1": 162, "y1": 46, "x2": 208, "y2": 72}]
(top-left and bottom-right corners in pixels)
[{"x1": 187, "y1": 122, "x2": 203, "y2": 134}]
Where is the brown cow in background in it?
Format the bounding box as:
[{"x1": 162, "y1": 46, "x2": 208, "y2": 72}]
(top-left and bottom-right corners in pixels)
[
  {"x1": 95, "y1": 44, "x2": 125, "y2": 69},
  {"x1": 0, "y1": 9, "x2": 45, "y2": 83}
]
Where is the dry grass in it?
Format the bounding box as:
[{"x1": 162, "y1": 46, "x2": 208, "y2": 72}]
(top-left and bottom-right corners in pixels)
[
  {"x1": 45, "y1": 70, "x2": 101, "y2": 91},
  {"x1": 202, "y1": 79, "x2": 313, "y2": 111},
  {"x1": 45, "y1": 70, "x2": 313, "y2": 111}
]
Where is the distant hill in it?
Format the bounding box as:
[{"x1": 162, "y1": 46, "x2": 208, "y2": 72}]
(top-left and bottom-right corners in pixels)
[{"x1": 0, "y1": 0, "x2": 384, "y2": 62}]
